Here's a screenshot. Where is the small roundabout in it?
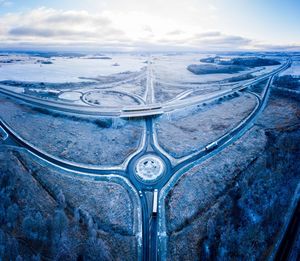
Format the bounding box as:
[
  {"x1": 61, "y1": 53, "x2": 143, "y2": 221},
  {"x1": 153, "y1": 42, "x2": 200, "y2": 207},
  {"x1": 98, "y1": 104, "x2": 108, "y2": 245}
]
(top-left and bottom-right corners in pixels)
[
  {"x1": 82, "y1": 90, "x2": 141, "y2": 106},
  {"x1": 128, "y1": 152, "x2": 170, "y2": 187},
  {"x1": 135, "y1": 154, "x2": 165, "y2": 182},
  {"x1": 58, "y1": 91, "x2": 83, "y2": 101}
]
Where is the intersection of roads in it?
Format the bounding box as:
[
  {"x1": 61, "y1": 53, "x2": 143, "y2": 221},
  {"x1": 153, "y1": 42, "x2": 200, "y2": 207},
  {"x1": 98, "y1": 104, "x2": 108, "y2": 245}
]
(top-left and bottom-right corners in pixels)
[{"x1": 0, "y1": 57, "x2": 291, "y2": 260}]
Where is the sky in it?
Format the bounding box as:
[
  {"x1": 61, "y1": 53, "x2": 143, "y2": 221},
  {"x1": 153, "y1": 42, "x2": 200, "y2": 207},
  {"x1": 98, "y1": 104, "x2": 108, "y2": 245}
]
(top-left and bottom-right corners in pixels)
[{"x1": 0, "y1": 0, "x2": 299, "y2": 51}]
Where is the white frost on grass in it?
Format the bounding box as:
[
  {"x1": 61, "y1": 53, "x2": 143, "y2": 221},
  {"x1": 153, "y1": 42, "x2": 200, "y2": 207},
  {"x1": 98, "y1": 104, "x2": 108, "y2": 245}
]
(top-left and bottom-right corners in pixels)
[
  {"x1": 0, "y1": 54, "x2": 146, "y2": 83},
  {"x1": 280, "y1": 61, "x2": 300, "y2": 76},
  {"x1": 0, "y1": 84, "x2": 24, "y2": 93}
]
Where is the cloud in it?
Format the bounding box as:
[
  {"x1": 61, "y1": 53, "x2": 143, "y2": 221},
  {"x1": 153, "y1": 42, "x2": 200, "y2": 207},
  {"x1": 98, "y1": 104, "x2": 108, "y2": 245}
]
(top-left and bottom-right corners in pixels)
[
  {"x1": 1, "y1": 8, "x2": 125, "y2": 42},
  {"x1": 166, "y1": 30, "x2": 184, "y2": 36},
  {"x1": 142, "y1": 25, "x2": 153, "y2": 33},
  {"x1": 0, "y1": 7, "x2": 298, "y2": 51},
  {"x1": 208, "y1": 4, "x2": 217, "y2": 11},
  {"x1": 193, "y1": 31, "x2": 221, "y2": 38},
  {"x1": 186, "y1": 32, "x2": 252, "y2": 50},
  {"x1": 43, "y1": 10, "x2": 112, "y2": 27},
  {"x1": 252, "y1": 43, "x2": 300, "y2": 51},
  {"x1": 9, "y1": 27, "x2": 69, "y2": 37},
  {"x1": 0, "y1": 0, "x2": 12, "y2": 7}
]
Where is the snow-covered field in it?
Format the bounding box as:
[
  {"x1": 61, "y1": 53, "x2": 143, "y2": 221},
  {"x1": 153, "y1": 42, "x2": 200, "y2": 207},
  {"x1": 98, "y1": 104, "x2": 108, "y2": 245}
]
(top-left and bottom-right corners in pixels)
[
  {"x1": 280, "y1": 60, "x2": 300, "y2": 76},
  {"x1": 152, "y1": 54, "x2": 232, "y2": 83},
  {"x1": 151, "y1": 53, "x2": 282, "y2": 84},
  {"x1": 0, "y1": 54, "x2": 146, "y2": 82},
  {"x1": 0, "y1": 94, "x2": 144, "y2": 166},
  {"x1": 155, "y1": 92, "x2": 257, "y2": 158},
  {"x1": 0, "y1": 52, "x2": 286, "y2": 107}
]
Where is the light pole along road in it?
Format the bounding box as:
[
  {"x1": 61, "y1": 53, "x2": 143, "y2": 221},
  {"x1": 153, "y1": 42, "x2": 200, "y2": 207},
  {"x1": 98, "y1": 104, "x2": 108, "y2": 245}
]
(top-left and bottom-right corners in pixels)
[{"x1": 0, "y1": 58, "x2": 292, "y2": 261}]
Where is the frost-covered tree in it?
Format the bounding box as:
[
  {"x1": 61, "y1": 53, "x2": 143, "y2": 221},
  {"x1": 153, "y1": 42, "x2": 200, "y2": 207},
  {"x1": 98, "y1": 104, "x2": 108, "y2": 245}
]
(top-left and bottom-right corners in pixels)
[
  {"x1": 207, "y1": 218, "x2": 216, "y2": 241},
  {"x1": 6, "y1": 203, "x2": 19, "y2": 229},
  {"x1": 0, "y1": 229, "x2": 5, "y2": 258},
  {"x1": 0, "y1": 171, "x2": 13, "y2": 189},
  {"x1": 34, "y1": 211, "x2": 47, "y2": 242},
  {"x1": 15, "y1": 255, "x2": 23, "y2": 261},
  {"x1": 57, "y1": 190, "x2": 66, "y2": 209},
  {"x1": 199, "y1": 240, "x2": 211, "y2": 261},
  {"x1": 54, "y1": 236, "x2": 75, "y2": 261},
  {"x1": 0, "y1": 189, "x2": 11, "y2": 209},
  {"x1": 31, "y1": 254, "x2": 41, "y2": 261},
  {"x1": 17, "y1": 188, "x2": 27, "y2": 200},
  {"x1": 217, "y1": 245, "x2": 228, "y2": 259},
  {"x1": 22, "y1": 211, "x2": 46, "y2": 243},
  {"x1": 52, "y1": 209, "x2": 68, "y2": 239},
  {"x1": 22, "y1": 213, "x2": 38, "y2": 240},
  {"x1": 0, "y1": 204, "x2": 6, "y2": 225},
  {"x1": 73, "y1": 208, "x2": 80, "y2": 223},
  {"x1": 218, "y1": 223, "x2": 236, "y2": 259},
  {"x1": 87, "y1": 216, "x2": 97, "y2": 237},
  {"x1": 6, "y1": 236, "x2": 19, "y2": 260},
  {"x1": 84, "y1": 235, "x2": 112, "y2": 261},
  {"x1": 89, "y1": 228, "x2": 97, "y2": 240},
  {"x1": 79, "y1": 208, "x2": 91, "y2": 225}
]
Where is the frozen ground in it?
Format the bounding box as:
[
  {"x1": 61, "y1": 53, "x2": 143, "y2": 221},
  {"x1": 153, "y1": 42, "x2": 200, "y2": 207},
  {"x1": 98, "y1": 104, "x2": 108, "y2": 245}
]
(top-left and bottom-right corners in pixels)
[
  {"x1": 0, "y1": 53, "x2": 148, "y2": 106},
  {"x1": 155, "y1": 92, "x2": 257, "y2": 158},
  {"x1": 154, "y1": 82, "x2": 188, "y2": 103},
  {"x1": 152, "y1": 54, "x2": 242, "y2": 84},
  {"x1": 280, "y1": 59, "x2": 300, "y2": 76},
  {"x1": 151, "y1": 54, "x2": 282, "y2": 104},
  {"x1": 0, "y1": 79, "x2": 147, "y2": 106},
  {"x1": 0, "y1": 52, "x2": 298, "y2": 260},
  {"x1": 0, "y1": 54, "x2": 146, "y2": 83},
  {"x1": 0, "y1": 147, "x2": 141, "y2": 260},
  {"x1": 152, "y1": 54, "x2": 282, "y2": 84},
  {"x1": 163, "y1": 90, "x2": 300, "y2": 260},
  {"x1": 0, "y1": 52, "x2": 283, "y2": 107},
  {"x1": 249, "y1": 79, "x2": 268, "y2": 97},
  {"x1": 0, "y1": 95, "x2": 144, "y2": 166}
]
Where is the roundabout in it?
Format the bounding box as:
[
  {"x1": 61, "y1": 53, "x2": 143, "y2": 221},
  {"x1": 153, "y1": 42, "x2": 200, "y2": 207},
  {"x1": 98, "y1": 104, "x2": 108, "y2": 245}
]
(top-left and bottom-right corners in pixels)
[
  {"x1": 82, "y1": 90, "x2": 141, "y2": 106},
  {"x1": 134, "y1": 154, "x2": 166, "y2": 183},
  {"x1": 58, "y1": 91, "x2": 83, "y2": 101}
]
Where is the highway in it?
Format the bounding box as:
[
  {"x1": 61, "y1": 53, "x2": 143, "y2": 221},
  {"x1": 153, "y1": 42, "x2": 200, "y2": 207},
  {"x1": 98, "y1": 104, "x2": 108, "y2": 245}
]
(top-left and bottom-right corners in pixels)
[
  {"x1": 0, "y1": 58, "x2": 290, "y2": 119},
  {"x1": 145, "y1": 58, "x2": 291, "y2": 261},
  {"x1": 124, "y1": 61, "x2": 286, "y2": 259},
  {"x1": 0, "y1": 57, "x2": 292, "y2": 261},
  {"x1": 145, "y1": 59, "x2": 155, "y2": 104}
]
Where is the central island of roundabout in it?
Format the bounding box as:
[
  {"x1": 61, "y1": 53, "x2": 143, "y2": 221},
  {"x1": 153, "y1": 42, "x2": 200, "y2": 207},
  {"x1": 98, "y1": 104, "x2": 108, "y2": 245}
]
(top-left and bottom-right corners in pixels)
[{"x1": 134, "y1": 154, "x2": 166, "y2": 183}]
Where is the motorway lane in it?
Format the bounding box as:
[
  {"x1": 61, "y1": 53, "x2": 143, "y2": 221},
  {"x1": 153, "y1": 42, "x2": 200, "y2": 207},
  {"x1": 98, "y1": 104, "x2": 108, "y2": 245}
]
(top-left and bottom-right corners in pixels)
[
  {"x1": 149, "y1": 215, "x2": 158, "y2": 261},
  {"x1": 0, "y1": 59, "x2": 290, "y2": 119},
  {"x1": 126, "y1": 117, "x2": 172, "y2": 261},
  {"x1": 145, "y1": 59, "x2": 155, "y2": 104}
]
